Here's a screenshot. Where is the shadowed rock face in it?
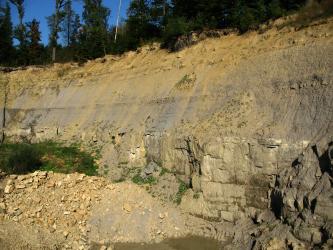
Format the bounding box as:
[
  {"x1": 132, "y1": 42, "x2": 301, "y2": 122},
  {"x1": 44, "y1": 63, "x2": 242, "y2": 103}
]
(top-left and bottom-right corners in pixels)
[{"x1": 0, "y1": 17, "x2": 332, "y2": 243}]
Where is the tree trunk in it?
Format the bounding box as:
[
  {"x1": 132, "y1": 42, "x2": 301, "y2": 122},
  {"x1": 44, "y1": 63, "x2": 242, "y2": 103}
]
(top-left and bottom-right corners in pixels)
[
  {"x1": 163, "y1": 0, "x2": 166, "y2": 16},
  {"x1": 52, "y1": 1, "x2": 59, "y2": 62},
  {"x1": 52, "y1": 47, "x2": 56, "y2": 62},
  {"x1": 1, "y1": 78, "x2": 8, "y2": 144},
  {"x1": 114, "y1": 0, "x2": 122, "y2": 42}
]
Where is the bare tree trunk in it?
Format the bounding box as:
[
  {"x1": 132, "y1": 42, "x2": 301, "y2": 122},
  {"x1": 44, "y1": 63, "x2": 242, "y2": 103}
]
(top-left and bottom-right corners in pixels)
[
  {"x1": 67, "y1": 8, "x2": 71, "y2": 46},
  {"x1": 114, "y1": 0, "x2": 122, "y2": 42},
  {"x1": 52, "y1": 10, "x2": 58, "y2": 62},
  {"x1": 163, "y1": 0, "x2": 166, "y2": 17},
  {"x1": 52, "y1": 47, "x2": 56, "y2": 62},
  {"x1": 1, "y1": 76, "x2": 8, "y2": 144}
]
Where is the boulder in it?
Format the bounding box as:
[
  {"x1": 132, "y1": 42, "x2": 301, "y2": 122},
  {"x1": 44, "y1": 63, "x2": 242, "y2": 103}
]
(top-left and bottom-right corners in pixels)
[
  {"x1": 314, "y1": 189, "x2": 333, "y2": 220},
  {"x1": 140, "y1": 162, "x2": 161, "y2": 179}
]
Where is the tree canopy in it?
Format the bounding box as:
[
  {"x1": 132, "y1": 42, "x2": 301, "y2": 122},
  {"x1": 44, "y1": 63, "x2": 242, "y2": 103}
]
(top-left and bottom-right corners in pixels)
[{"x1": 0, "y1": 0, "x2": 323, "y2": 66}]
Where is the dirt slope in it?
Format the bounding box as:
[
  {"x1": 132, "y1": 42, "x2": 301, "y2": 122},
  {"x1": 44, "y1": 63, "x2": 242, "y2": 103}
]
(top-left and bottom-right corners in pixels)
[{"x1": 1, "y1": 17, "x2": 332, "y2": 142}]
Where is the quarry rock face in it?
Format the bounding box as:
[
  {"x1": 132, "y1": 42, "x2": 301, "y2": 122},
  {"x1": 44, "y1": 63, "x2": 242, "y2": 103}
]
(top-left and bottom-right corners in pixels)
[{"x1": 0, "y1": 17, "x2": 333, "y2": 249}]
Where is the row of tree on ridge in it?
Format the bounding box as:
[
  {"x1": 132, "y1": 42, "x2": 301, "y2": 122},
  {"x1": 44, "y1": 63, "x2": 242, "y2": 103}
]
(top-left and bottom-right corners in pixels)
[{"x1": 0, "y1": 0, "x2": 310, "y2": 66}]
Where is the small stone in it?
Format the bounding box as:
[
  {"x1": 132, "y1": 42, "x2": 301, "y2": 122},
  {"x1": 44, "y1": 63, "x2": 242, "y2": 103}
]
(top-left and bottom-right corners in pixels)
[
  {"x1": 64, "y1": 211, "x2": 71, "y2": 215},
  {"x1": 47, "y1": 181, "x2": 55, "y2": 188},
  {"x1": 159, "y1": 213, "x2": 165, "y2": 219},
  {"x1": 100, "y1": 246, "x2": 107, "y2": 250},
  {"x1": 36, "y1": 206, "x2": 43, "y2": 212},
  {"x1": 4, "y1": 185, "x2": 14, "y2": 194},
  {"x1": 38, "y1": 171, "x2": 47, "y2": 178},
  {"x1": 24, "y1": 178, "x2": 33, "y2": 184},
  {"x1": 0, "y1": 202, "x2": 6, "y2": 213},
  {"x1": 77, "y1": 174, "x2": 86, "y2": 181},
  {"x1": 0, "y1": 202, "x2": 6, "y2": 209},
  {"x1": 62, "y1": 231, "x2": 69, "y2": 238},
  {"x1": 123, "y1": 203, "x2": 132, "y2": 213},
  {"x1": 17, "y1": 176, "x2": 26, "y2": 181},
  {"x1": 16, "y1": 184, "x2": 26, "y2": 189}
]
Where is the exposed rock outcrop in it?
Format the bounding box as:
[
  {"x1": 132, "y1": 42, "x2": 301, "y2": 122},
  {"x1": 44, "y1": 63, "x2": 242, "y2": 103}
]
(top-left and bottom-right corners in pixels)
[{"x1": 0, "y1": 16, "x2": 332, "y2": 249}]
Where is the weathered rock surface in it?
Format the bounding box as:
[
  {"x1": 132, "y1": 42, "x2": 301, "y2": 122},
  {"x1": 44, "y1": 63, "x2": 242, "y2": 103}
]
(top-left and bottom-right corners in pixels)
[
  {"x1": 0, "y1": 171, "x2": 189, "y2": 249},
  {"x1": 0, "y1": 16, "x2": 332, "y2": 249},
  {"x1": 88, "y1": 182, "x2": 187, "y2": 243}
]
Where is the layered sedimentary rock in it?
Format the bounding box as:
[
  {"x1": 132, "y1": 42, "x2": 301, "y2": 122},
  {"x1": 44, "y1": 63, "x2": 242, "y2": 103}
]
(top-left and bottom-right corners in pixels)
[{"x1": 1, "y1": 17, "x2": 332, "y2": 231}]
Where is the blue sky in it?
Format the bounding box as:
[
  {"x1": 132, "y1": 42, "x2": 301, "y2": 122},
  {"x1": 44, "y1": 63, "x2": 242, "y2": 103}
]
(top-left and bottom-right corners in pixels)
[{"x1": 9, "y1": 0, "x2": 131, "y2": 45}]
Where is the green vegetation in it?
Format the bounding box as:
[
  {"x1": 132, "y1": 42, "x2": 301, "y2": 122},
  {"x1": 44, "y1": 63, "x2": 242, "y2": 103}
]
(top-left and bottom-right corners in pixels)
[
  {"x1": 0, "y1": 141, "x2": 98, "y2": 176},
  {"x1": 176, "y1": 74, "x2": 195, "y2": 89},
  {"x1": 193, "y1": 193, "x2": 200, "y2": 199},
  {"x1": 1, "y1": 0, "x2": 324, "y2": 67},
  {"x1": 175, "y1": 180, "x2": 189, "y2": 205},
  {"x1": 132, "y1": 174, "x2": 157, "y2": 185},
  {"x1": 159, "y1": 167, "x2": 170, "y2": 176}
]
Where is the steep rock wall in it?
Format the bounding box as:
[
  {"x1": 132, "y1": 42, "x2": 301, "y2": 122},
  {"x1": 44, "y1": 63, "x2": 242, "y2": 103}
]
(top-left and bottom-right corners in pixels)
[{"x1": 1, "y1": 18, "x2": 332, "y2": 223}]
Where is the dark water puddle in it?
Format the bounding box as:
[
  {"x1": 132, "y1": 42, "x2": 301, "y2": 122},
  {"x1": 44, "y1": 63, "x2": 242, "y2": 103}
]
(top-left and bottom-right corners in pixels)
[{"x1": 114, "y1": 236, "x2": 224, "y2": 250}]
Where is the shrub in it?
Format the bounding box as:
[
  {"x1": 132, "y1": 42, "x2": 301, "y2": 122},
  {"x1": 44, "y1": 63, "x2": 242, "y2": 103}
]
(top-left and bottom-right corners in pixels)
[
  {"x1": 193, "y1": 193, "x2": 200, "y2": 199},
  {"x1": 0, "y1": 143, "x2": 42, "y2": 174},
  {"x1": 159, "y1": 167, "x2": 170, "y2": 176},
  {"x1": 175, "y1": 180, "x2": 189, "y2": 205},
  {"x1": 0, "y1": 142, "x2": 98, "y2": 176},
  {"x1": 162, "y1": 17, "x2": 192, "y2": 49},
  {"x1": 132, "y1": 174, "x2": 157, "y2": 185}
]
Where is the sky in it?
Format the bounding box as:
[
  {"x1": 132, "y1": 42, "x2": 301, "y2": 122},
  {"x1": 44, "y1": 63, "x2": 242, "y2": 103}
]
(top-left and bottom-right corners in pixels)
[{"x1": 9, "y1": 0, "x2": 131, "y2": 45}]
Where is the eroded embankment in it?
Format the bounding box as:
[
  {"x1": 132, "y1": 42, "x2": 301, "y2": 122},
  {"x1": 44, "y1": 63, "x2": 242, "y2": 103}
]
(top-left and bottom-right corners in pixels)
[{"x1": 0, "y1": 16, "x2": 333, "y2": 249}]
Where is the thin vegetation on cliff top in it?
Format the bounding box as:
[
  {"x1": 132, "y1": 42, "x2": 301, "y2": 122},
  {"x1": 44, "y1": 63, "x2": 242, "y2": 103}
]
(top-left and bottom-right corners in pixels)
[
  {"x1": 0, "y1": 141, "x2": 98, "y2": 176},
  {"x1": 1, "y1": 0, "x2": 331, "y2": 67}
]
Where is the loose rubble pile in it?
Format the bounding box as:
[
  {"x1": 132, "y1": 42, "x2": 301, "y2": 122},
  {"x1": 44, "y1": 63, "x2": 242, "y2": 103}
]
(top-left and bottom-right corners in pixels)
[
  {"x1": 88, "y1": 182, "x2": 187, "y2": 244},
  {"x1": 0, "y1": 170, "x2": 189, "y2": 249},
  {"x1": 0, "y1": 171, "x2": 109, "y2": 249},
  {"x1": 0, "y1": 140, "x2": 332, "y2": 249}
]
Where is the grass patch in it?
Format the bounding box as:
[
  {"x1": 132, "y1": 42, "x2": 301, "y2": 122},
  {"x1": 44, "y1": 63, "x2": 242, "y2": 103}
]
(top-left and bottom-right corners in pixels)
[
  {"x1": 159, "y1": 167, "x2": 170, "y2": 176},
  {"x1": 175, "y1": 180, "x2": 189, "y2": 205},
  {"x1": 132, "y1": 174, "x2": 157, "y2": 185},
  {"x1": 176, "y1": 74, "x2": 192, "y2": 89},
  {"x1": 193, "y1": 193, "x2": 200, "y2": 199},
  {"x1": 114, "y1": 177, "x2": 126, "y2": 183},
  {"x1": 0, "y1": 141, "x2": 98, "y2": 176}
]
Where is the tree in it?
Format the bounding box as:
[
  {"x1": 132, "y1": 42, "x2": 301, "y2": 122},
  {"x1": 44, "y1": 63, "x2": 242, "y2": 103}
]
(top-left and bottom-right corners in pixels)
[
  {"x1": 0, "y1": 1, "x2": 14, "y2": 66},
  {"x1": 0, "y1": 0, "x2": 6, "y2": 20},
  {"x1": 61, "y1": 0, "x2": 80, "y2": 47},
  {"x1": 47, "y1": 0, "x2": 66, "y2": 62},
  {"x1": 79, "y1": 0, "x2": 110, "y2": 60},
  {"x1": 26, "y1": 19, "x2": 44, "y2": 64},
  {"x1": 0, "y1": 74, "x2": 8, "y2": 144},
  {"x1": 69, "y1": 13, "x2": 80, "y2": 47},
  {"x1": 10, "y1": 0, "x2": 29, "y2": 65},
  {"x1": 125, "y1": 0, "x2": 160, "y2": 48},
  {"x1": 9, "y1": 0, "x2": 25, "y2": 45},
  {"x1": 268, "y1": 0, "x2": 284, "y2": 19},
  {"x1": 151, "y1": 0, "x2": 170, "y2": 28},
  {"x1": 171, "y1": 0, "x2": 201, "y2": 20}
]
